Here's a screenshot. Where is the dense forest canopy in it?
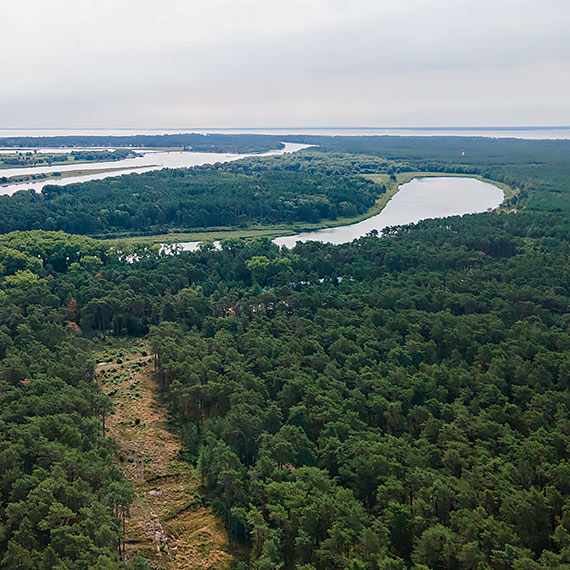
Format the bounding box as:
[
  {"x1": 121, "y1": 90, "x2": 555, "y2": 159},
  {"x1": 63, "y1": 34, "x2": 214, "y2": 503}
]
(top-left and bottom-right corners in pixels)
[
  {"x1": 0, "y1": 153, "x2": 384, "y2": 236},
  {"x1": 1, "y1": 134, "x2": 570, "y2": 568},
  {"x1": 2, "y1": 207, "x2": 570, "y2": 568},
  {"x1": 0, "y1": 233, "x2": 129, "y2": 569}
]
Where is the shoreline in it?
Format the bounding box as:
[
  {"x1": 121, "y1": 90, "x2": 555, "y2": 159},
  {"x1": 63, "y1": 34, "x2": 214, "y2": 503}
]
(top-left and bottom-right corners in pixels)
[{"x1": 101, "y1": 172, "x2": 510, "y2": 246}]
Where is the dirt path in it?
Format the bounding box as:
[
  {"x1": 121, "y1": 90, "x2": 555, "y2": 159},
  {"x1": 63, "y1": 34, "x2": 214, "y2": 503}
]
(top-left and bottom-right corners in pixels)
[{"x1": 96, "y1": 341, "x2": 232, "y2": 569}]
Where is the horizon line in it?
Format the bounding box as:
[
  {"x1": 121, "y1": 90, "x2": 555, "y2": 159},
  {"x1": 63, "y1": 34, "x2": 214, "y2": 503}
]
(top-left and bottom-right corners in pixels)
[{"x1": 1, "y1": 125, "x2": 569, "y2": 131}]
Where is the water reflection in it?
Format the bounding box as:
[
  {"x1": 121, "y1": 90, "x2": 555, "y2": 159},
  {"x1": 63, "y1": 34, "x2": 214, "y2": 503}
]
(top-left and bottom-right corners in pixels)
[{"x1": 273, "y1": 177, "x2": 503, "y2": 247}]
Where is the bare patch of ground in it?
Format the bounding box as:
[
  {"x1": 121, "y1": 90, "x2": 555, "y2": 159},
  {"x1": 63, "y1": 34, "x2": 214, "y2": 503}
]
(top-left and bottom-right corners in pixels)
[{"x1": 96, "y1": 340, "x2": 232, "y2": 569}]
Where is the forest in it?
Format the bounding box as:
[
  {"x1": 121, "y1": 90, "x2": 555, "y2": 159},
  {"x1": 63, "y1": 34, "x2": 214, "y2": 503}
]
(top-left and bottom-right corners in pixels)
[
  {"x1": 277, "y1": 135, "x2": 570, "y2": 210},
  {"x1": 2, "y1": 208, "x2": 570, "y2": 568},
  {"x1": 0, "y1": 134, "x2": 285, "y2": 154},
  {"x1": 0, "y1": 154, "x2": 384, "y2": 236},
  {"x1": 1, "y1": 135, "x2": 570, "y2": 568}
]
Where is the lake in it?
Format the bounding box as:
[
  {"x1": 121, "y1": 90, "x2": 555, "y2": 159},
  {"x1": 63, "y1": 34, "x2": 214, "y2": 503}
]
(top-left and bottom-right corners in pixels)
[{"x1": 0, "y1": 142, "x2": 309, "y2": 196}]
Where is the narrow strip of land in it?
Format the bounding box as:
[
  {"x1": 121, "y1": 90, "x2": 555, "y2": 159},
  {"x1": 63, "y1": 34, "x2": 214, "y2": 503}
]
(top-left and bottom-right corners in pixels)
[
  {"x1": 0, "y1": 165, "x2": 152, "y2": 186},
  {"x1": 96, "y1": 341, "x2": 232, "y2": 570}
]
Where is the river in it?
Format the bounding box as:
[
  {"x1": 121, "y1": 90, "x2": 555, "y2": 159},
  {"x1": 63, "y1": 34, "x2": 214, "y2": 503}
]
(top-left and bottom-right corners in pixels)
[{"x1": 0, "y1": 142, "x2": 309, "y2": 196}]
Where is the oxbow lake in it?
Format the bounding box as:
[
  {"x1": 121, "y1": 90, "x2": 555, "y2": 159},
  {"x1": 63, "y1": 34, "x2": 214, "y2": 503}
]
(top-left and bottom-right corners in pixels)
[{"x1": 175, "y1": 176, "x2": 505, "y2": 251}]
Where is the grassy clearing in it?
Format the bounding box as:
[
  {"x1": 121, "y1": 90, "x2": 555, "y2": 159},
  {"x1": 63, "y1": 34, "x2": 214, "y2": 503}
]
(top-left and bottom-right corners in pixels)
[
  {"x1": 104, "y1": 225, "x2": 299, "y2": 245},
  {"x1": 95, "y1": 340, "x2": 232, "y2": 570}
]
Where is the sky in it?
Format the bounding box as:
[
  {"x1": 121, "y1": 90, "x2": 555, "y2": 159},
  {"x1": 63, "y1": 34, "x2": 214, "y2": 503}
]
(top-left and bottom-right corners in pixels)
[{"x1": 0, "y1": 0, "x2": 569, "y2": 128}]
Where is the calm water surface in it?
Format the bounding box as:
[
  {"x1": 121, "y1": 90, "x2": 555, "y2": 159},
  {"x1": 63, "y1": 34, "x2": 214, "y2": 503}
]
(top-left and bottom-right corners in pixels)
[
  {"x1": 0, "y1": 143, "x2": 309, "y2": 196},
  {"x1": 177, "y1": 177, "x2": 503, "y2": 251},
  {"x1": 273, "y1": 177, "x2": 503, "y2": 247}
]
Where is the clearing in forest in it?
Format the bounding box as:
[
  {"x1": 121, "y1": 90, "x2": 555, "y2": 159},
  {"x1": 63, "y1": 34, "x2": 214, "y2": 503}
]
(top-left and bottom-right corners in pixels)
[{"x1": 95, "y1": 340, "x2": 232, "y2": 569}]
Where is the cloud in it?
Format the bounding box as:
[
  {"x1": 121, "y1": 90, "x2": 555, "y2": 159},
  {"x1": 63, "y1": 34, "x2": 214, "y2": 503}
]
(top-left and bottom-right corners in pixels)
[{"x1": 0, "y1": 0, "x2": 568, "y2": 127}]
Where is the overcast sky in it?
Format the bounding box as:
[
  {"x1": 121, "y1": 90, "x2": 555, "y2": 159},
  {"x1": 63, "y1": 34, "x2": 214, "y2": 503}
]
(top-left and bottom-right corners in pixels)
[{"x1": 1, "y1": 0, "x2": 569, "y2": 128}]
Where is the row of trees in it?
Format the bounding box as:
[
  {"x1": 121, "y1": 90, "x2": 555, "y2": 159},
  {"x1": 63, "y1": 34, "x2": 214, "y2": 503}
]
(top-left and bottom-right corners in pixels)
[{"x1": 0, "y1": 133, "x2": 285, "y2": 153}]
